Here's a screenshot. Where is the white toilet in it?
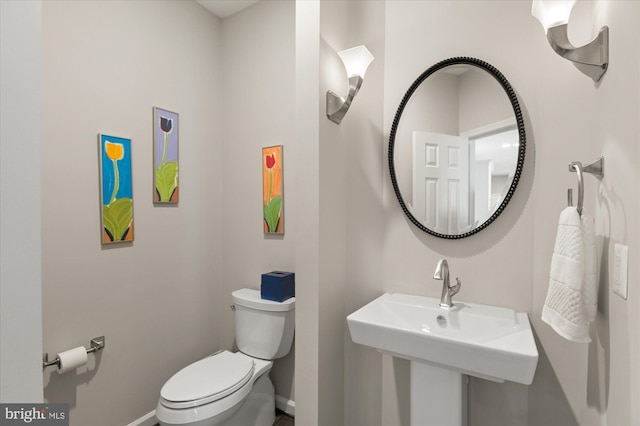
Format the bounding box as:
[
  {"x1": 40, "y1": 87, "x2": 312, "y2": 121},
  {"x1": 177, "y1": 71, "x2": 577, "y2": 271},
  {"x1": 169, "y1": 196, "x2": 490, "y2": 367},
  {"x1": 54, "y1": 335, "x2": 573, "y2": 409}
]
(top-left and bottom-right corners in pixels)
[{"x1": 156, "y1": 288, "x2": 295, "y2": 426}]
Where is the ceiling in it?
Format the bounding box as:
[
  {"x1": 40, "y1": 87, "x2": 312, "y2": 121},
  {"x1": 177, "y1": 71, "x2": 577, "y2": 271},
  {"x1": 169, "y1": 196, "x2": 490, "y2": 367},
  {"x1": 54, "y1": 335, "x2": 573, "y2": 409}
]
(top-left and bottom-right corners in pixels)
[{"x1": 196, "y1": 0, "x2": 261, "y2": 19}]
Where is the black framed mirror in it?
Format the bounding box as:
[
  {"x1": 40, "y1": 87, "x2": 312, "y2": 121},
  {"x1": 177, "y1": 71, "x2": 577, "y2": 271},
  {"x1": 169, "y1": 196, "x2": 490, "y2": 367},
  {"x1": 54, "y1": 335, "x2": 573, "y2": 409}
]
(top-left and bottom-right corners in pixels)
[{"x1": 389, "y1": 57, "x2": 525, "y2": 239}]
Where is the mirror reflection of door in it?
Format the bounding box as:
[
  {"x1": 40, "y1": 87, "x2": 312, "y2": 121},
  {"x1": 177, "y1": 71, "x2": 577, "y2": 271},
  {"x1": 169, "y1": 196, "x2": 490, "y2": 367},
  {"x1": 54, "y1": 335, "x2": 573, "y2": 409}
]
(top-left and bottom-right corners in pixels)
[
  {"x1": 463, "y1": 119, "x2": 518, "y2": 227},
  {"x1": 412, "y1": 131, "x2": 469, "y2": 234},
  {"x1": 390, "y1": 58, "x2": 525, "y2": 238}
]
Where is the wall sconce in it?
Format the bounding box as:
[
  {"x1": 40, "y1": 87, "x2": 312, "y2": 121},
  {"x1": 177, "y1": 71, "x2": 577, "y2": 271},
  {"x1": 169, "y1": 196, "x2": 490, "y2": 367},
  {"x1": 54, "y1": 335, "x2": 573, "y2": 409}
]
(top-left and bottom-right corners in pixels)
[
  {"x1": 326, "y1": 45, "x2": 374, "y2": 124},
  {"x1": 531, "y1": 0, "x2": 608, "y2": 82}
]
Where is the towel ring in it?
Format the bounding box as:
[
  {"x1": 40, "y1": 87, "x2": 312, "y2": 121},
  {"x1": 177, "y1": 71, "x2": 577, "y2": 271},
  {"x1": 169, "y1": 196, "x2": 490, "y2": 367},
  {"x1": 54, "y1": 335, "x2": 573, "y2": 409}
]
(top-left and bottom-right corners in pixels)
[
  {"x1": 568, "y1": 157, "x2": 604, "y2": 216},
  {"x1": 569, "y1": 163, "x2": 585, "y2": 215}
]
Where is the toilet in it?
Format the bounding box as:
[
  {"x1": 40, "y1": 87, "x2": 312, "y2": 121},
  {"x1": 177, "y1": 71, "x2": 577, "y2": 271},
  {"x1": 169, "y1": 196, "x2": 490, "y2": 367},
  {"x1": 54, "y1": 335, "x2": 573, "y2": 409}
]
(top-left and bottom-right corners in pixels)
[{"x1": 156, "y1": 288, "x2": 295, "y2": 426}]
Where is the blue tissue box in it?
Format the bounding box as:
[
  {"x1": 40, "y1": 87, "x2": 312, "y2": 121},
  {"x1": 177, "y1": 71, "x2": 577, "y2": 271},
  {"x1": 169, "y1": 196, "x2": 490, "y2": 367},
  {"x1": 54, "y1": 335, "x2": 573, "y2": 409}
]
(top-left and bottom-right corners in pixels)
[{"x1": 261, "y1": 271, "x2": 295, "y2": 302}]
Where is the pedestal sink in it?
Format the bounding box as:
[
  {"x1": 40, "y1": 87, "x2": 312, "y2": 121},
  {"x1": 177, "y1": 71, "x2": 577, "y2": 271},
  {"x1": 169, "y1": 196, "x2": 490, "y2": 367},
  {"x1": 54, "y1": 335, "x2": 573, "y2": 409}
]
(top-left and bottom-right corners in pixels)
[{"x1": 347, "y1": 293, "x2": 538, "y2": 426}]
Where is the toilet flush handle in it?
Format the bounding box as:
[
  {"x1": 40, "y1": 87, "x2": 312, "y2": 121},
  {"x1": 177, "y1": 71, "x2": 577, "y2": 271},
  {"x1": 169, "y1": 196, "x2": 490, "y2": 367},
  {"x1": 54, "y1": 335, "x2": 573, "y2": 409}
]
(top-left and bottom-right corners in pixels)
[{"x1": 230, "y1": 304, "x2": 236, "y2": 311}]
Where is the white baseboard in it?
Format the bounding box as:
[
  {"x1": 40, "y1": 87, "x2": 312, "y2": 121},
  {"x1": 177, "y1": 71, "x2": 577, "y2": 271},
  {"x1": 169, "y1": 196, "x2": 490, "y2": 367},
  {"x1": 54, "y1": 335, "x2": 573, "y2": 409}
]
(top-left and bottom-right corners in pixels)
[
  {"x1": 126, "y1": 410, "x2": 157, "y2": 426},
  {"x1": 275, "y1": 395, "x2": 295, "y2": 417},
  {"x1": 128, "y1": 398, "x2": 293, "y2": 425}
]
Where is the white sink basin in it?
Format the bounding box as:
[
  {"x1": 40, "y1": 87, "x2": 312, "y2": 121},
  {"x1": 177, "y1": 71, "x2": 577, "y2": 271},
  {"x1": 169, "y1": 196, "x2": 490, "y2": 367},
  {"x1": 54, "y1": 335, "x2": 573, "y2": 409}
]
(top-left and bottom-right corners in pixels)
[{"x1": 347, "y1": 292, "x2": 538, "y2": 384}]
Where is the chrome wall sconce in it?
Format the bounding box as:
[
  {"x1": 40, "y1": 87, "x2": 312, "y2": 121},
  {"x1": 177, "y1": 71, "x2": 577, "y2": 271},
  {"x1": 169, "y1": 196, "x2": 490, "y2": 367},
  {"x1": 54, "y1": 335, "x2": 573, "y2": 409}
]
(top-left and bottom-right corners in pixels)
[
  {"x1": 326, "y1": 45, "x2": 374, "y2": 124},
  {"x1": 532, "y1": 0, "x2": 608, "y2": 82}
]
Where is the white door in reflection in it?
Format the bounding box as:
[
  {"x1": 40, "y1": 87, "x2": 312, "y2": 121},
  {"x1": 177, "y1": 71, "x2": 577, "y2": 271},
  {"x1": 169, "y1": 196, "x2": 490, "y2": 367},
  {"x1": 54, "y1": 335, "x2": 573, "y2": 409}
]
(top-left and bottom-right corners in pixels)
[{"x1": 412, "y1": 131, "x2": 469, "y2": 234}]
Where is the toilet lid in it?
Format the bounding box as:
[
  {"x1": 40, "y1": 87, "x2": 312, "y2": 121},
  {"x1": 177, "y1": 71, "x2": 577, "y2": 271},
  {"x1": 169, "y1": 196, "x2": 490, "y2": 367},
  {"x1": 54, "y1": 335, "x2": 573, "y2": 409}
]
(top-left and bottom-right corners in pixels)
[{"x1": 160, "y1": 351, "x2": 254, "y2": 406}]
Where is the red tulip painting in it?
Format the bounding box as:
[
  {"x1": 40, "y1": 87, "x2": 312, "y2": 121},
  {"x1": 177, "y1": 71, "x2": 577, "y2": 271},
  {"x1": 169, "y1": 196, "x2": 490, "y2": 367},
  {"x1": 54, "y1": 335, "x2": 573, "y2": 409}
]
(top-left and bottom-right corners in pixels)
[
  {"x1": 263, "y1": 145, "x2": 284, "y2": 234},
  {"x1": 153, "y1": 107, "x2": 179, "y2": 203},
  {"x1": 99, "y1": 134, "x2": 134, "y2": 244}
]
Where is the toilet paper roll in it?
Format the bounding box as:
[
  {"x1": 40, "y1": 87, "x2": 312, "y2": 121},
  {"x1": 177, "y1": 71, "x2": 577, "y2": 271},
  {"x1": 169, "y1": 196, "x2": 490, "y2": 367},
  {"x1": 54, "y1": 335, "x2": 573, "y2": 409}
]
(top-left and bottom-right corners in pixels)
[{"x1": 56, "y1": 346, "x2": 88, "y2": 374}]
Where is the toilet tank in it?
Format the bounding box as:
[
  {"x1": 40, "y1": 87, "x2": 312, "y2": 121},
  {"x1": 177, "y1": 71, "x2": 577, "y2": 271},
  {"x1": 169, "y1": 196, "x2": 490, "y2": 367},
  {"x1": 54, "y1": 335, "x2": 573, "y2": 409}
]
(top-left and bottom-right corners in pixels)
[{"x1": 232, "y1": 288, "x2": 295, "y2": 360}]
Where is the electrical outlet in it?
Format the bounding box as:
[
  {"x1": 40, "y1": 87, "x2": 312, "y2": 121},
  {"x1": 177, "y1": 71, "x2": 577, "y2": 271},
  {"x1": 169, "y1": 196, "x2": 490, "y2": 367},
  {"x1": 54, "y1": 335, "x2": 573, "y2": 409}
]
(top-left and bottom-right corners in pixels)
[{"x1": 613, "y1": 244, "x2": 628, "y2": 300}]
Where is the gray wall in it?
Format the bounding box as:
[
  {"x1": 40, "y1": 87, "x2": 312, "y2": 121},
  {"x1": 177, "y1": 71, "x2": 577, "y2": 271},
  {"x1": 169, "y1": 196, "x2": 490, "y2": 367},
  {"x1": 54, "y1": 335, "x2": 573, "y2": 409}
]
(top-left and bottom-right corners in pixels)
[
  {"x1": 0, "y1": 0, "x2": 43, "y2": 403},
  {"x1": 219, "y1": 0, "x2": 296, "y2": 407},
  {"x1": 380, "y1": 1, "x2": 639, "y2": 426},
  {"x1": 291, "y1": 2, "x2": 386, "y2": 424},
  {"x1": 293, "y1": 1, "x2": 322, "y2": 423},
  {"x1": 41, "y1": 2, "x2": 223, "y2": 424},
  {"x1": 334, "y1": 3, "x2": 386, "y2": 426}
]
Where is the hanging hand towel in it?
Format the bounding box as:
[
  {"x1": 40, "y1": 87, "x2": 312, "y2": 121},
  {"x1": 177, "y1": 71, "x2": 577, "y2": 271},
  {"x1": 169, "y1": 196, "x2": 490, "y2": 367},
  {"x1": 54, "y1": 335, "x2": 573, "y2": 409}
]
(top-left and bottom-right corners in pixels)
[
  {"x1": 542, "y1": 206, "x2": 598, "y2": 343},
  {"x1": 581, "y1": 210, "x2": 598, "y2": 322}
]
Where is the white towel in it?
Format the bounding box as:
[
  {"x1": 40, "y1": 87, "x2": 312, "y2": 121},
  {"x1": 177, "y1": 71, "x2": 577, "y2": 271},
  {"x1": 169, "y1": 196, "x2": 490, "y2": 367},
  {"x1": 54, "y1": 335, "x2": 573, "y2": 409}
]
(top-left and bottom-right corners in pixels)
[{"x1": 542, "y1": 206, "x2": 598, "y2": 343}]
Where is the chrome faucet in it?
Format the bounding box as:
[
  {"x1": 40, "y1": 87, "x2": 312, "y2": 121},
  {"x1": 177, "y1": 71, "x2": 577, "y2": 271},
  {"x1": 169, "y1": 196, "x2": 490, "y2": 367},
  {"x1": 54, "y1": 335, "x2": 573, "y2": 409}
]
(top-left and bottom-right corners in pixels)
[{"x1": 433, "y1": 259, "x2": 461, "y2": 308}]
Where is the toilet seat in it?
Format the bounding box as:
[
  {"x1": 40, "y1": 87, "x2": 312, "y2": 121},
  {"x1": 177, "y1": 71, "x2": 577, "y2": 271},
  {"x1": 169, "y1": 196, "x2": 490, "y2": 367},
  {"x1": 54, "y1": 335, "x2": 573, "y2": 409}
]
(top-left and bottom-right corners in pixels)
[
  {"x1": 160, "y1": 351, "x2": 255, "y2": 409},
  {"x1": 156, "y1": 352, "x2": 274, "y2": 426}
]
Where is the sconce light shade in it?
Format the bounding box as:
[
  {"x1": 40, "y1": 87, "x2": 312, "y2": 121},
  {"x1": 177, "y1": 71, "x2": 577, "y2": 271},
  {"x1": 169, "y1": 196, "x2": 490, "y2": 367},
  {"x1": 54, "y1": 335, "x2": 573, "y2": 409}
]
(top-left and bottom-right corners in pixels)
[
  {"x1": 337, "y1": 45, "x2": 375, "y2": 78},
  {"x1": 327, "y1": 45, "x2": 374, "y2": 124},
  {"x1": 531, "y1": 0, "x2": 576, "y2": 32},
  {"x1": 531, "y1": 0, "x2": 608, "y2": 82}
]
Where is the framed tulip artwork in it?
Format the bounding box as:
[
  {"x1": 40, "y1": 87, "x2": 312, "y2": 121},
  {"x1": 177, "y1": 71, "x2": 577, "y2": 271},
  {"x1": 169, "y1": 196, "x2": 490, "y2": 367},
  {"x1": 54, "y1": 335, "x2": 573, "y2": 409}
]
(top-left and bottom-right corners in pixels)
[
  {"x1": 263, "y1": 145, "x2": 284, "y2": 234},
  {"x1": 153, "y1": 107, "x2": 179, "y2": 203},
  {"x1": 99, "y1": 134, "x2": 134, "y2": 244}
]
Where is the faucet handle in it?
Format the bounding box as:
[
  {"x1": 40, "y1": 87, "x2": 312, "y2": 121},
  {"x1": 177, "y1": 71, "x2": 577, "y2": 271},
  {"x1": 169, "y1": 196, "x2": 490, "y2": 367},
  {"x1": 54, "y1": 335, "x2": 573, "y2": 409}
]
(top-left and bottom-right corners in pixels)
[{"x1": 450, "y1": 277, "x2": 461, "y2": 296}]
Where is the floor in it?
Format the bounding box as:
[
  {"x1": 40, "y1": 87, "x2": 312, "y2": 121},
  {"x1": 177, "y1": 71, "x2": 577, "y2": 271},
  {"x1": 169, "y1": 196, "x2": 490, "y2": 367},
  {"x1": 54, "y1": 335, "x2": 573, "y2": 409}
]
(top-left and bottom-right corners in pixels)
[
  {"x1": 274, "y1": 410, "x2": 294, "y2": 426},
  {"x1": 152, "y1": 410, "x2": 293, "y2": 426}
]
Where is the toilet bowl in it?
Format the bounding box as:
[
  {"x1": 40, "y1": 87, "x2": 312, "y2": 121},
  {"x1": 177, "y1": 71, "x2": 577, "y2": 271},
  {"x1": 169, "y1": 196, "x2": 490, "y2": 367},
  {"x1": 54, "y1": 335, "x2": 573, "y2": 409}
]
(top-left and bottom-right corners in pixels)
[
  {"x1": 156, "y1": 289, "x2": 295, "y2": 426},
  {"x1": 156, "y1": 351, "x2": 274, "y2": 426}
]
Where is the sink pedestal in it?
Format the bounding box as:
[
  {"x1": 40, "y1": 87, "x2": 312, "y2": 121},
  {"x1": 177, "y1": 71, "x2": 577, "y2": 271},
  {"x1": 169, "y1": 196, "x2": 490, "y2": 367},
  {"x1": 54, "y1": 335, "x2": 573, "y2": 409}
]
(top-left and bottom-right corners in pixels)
[{"x1": 410, "y1": 361, "x2": 467, "y2": 426}]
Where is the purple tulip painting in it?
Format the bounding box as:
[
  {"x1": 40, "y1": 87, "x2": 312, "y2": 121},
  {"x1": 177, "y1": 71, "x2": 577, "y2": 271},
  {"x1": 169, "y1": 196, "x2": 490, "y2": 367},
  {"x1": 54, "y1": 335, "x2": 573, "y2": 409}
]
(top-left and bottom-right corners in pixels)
[{"x1": 153, "y1": 107, "x2": 179, "y2": 203}]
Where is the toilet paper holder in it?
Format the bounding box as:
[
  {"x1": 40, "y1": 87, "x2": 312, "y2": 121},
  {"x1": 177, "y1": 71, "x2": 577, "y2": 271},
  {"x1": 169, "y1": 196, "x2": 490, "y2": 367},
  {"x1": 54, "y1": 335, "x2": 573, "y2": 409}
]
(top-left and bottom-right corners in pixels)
[{"x1": 43, "y1": 336, "x2": 106, "y2": 370}]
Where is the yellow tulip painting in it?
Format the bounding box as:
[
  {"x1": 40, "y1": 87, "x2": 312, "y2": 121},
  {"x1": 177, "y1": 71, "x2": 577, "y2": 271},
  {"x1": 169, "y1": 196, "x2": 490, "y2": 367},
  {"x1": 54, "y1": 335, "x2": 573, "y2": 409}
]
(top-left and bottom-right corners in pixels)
[{"x1": 99, "y1": 134, "x2": 134, "y2": 244}]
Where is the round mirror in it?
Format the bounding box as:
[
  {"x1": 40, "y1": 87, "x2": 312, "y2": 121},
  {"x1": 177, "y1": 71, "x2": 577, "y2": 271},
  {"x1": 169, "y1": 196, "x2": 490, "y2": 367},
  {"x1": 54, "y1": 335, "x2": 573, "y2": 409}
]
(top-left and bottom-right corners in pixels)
[{"x1": 389, "y1": 57, "x2": 525, "y2": 239}]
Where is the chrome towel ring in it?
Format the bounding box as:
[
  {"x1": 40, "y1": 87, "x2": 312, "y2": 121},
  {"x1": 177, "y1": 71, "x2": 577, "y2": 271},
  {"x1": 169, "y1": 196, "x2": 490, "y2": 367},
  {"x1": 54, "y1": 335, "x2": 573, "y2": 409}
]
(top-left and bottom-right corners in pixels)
[{"x1": 568, "y1": 157, "x2": 604, "y2": 215}]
